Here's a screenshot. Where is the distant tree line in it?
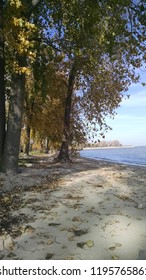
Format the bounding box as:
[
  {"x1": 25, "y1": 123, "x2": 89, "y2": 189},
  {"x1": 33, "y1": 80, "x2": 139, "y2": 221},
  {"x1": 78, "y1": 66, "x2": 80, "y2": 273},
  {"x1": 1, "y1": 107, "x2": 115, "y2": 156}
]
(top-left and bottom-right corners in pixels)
[{"x1": 84, "y1": 140, "x2": 122, "y2": 148}]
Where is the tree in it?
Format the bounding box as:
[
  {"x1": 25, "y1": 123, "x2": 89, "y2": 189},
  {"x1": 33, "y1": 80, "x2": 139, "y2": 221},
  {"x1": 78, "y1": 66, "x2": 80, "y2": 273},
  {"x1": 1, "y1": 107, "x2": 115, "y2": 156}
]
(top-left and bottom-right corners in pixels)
[
  {"x1": 41, "y1": 0, "x2": 146, "y2": 161},
  {"x1": 0, "y1": 0, "x2": 5, "y2": 167},
  {"x1": 0, "y1": 0, "x2": 42, "y2": 173},
  {"x1": 20, "y1": 47, "x2": 67, "y2": 153},
  {"x1": 1, "y1": 0, "x2": 145, "y2": 171}
]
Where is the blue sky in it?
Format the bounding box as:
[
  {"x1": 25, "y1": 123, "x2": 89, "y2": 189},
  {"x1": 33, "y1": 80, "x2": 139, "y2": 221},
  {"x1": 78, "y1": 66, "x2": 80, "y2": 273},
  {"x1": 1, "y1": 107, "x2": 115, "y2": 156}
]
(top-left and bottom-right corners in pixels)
[{"x1": 104, "y1": 70, "x2": 146, "y2": 146}]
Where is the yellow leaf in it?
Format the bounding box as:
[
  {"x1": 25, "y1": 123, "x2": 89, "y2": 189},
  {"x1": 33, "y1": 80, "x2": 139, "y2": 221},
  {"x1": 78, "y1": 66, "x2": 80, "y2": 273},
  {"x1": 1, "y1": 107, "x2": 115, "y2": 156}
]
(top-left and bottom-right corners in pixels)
[{"x1": 86, "y1": 240, "x2": 94, "y2": 248}]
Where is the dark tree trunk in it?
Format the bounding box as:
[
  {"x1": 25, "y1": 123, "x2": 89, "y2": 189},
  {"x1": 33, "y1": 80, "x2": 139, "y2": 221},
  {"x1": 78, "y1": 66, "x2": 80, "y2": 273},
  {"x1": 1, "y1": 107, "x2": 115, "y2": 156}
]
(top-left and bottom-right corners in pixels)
[
  {"x1": 24, "y1": 125, "x2": 31, "y2": 156},
  {"x1": 0, "y1": 1, "x2": 42, "y2": 173},
  {"x1": 45, "y1": 137, "x2": 50, "y2": 154},
  {"x1": 0, "y1": 0, "x2": 5, "y2": 168},
  {"x1": 1, "y1": 57, "x2": 26, "y2": 174},
  {"x1": 57, "y1": 62, "x2": 76, "y2": 162}
]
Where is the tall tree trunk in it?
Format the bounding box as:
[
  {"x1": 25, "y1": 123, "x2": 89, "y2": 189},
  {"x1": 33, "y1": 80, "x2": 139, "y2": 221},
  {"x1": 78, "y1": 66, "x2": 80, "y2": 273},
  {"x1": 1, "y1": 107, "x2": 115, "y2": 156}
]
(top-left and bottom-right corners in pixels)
[
  {"x1": 57, "y1": 63, "x2": 76, "y2": 162},
  {"x1": 45, "y1": 137, "x2": 50, "y2": 154},
  {"x1": 2, "y1": 57, "x2": 26, "y2": 174},
  {"x1": 0, "y1": 0, "x2": 5, "y2": 168},
  {"x1": 24, "y1": 125, "x2": 31, "y2": 156},
  {"x1": 1, "y1": 1, "x2": 42, "y2": 173}
]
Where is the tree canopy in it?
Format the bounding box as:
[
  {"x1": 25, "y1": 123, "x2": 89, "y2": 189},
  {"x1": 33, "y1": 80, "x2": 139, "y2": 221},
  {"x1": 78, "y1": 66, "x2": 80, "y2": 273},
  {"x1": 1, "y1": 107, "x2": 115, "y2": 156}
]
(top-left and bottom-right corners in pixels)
[{"x1": 0, "y1": 0, "x2": 145, "y2": 171}]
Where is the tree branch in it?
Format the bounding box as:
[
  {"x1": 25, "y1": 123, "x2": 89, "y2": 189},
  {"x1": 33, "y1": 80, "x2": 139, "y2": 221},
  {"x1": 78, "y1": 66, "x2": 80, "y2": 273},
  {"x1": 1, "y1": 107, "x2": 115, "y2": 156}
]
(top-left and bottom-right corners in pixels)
[{"x1": 30, "y1": 37, "x2": 61, "y2": 52}]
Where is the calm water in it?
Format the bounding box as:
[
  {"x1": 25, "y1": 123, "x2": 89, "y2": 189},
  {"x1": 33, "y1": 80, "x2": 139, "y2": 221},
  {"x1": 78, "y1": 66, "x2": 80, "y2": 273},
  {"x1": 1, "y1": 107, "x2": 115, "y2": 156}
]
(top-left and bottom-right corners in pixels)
[{"x1": 80, "y1": 146, "x2": 146, "y2": 167}]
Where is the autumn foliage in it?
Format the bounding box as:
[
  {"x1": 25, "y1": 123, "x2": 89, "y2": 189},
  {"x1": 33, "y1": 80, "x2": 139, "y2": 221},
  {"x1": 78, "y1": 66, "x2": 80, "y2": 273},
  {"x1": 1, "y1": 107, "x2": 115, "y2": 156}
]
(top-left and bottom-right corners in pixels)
[{"x1": 0, "y1": 0, "x2": 145, "y2": 172}]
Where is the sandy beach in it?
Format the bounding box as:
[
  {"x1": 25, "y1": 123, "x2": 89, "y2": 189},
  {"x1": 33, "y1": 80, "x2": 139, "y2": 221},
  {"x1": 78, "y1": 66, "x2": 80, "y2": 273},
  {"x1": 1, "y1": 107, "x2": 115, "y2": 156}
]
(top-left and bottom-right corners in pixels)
[{"x1": 0, "y1": 155, "x2": 146, "y2": 260}]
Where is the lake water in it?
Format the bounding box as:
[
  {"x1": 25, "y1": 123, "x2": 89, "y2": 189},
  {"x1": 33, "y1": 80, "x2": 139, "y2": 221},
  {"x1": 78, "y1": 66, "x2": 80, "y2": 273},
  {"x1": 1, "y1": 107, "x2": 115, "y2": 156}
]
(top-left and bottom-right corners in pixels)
[{"x1": 80, "y1": 146, "x2": 146, "y2": 167}]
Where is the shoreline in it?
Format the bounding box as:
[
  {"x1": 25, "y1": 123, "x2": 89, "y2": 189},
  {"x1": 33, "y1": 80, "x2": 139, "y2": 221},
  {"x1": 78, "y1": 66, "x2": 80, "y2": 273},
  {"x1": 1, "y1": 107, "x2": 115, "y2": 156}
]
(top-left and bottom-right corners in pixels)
[
  {"x1": 80, "y1": 146, "x2": 146, "y2": 168},
  {"x1": 79, "y1": 155, "x2": 146, "y2": 169},
  {"x1": 82, "y1": 145, "x2": 135, "y2": 150},
  {"x1": 0, "y1": 155, "x2": 146, "y2": 260}
]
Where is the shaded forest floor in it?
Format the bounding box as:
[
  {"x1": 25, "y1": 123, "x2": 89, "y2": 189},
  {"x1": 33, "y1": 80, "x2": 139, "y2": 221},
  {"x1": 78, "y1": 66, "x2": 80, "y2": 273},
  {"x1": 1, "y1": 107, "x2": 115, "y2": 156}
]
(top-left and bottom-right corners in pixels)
[{"x1": 0, "y1": 154, "x2": 146, "y2": 260}]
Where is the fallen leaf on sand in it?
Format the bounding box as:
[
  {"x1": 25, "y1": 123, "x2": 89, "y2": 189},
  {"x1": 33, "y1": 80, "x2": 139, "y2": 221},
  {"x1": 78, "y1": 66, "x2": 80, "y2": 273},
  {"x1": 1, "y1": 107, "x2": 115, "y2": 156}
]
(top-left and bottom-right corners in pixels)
[
  {"x1": 112, "y1": 255, "x2": 119, "y2": 260},
  {"x1": 65, "y1": 256, "x2": 74, "y2": 260},
  {"x1": 86, "y1": 240, "x2": 94, "y2": 248},
  {"x1": 68, "y1": 236, "x2": 74, "y2": 241},
  {"x1": 45, "y1": 253, "x2": 54, "y2": 259},
  {"x1": 109, "y1": 243, "x2": 121, "y2": 251},
  {"x1": 73, "y1": 229, "x2": 88, "y2": 236},
  {"x1": 77, "y1": 242, "x2": 86, "y2": 248},
  {"x1": 48, "y1": 223, "x2": 60, "y2": 227},
  {"x1": 47, "y1": 239, "x2": 54, "y2": 245},
  {"x1": 2, "y1": 196, "x2": 12, "y2": 205},
  {"x1": 72, "y1": 216, "x2": 82, "y2": 222},
  {"x1": 86, "y1": 207, "x2": 94, "y2": 213},
  {"x1": 109, "y1": 246, "x2": 115, "y2": 251},
  {"x1": 25, "y1": 225, "x2": 35, "y2": 233},
  {"x1": 77, "y1": 240, "x2": 94, "y2": 249}
]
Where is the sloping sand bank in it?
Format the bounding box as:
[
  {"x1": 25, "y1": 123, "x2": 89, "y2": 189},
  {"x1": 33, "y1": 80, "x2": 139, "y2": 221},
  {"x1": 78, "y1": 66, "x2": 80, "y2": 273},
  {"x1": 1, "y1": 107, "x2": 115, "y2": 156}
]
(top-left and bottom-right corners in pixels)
[{"x1": 0, "y1": 156, "x2": 146, "y2": 260}]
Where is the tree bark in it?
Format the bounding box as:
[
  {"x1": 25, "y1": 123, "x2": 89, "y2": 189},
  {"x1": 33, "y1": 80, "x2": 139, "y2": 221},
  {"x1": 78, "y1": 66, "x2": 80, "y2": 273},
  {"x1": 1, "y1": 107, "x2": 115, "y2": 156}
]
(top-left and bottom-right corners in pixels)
[
  {"x1": 0, "y1": 0, "x2": 5, "y2": 168},
  {"x1": 45, "y1": 137, "x2": 50, "y2": 154},
  {"x1": 1, "y1": 0, "x2": 42, "y2": 173},
  {"x1": 57, "y1": 62, "x2": 76, "y2": 162},
  {"x1": 1, "y1": 57, "x2": 26, "y2": 173},
  {"x1": 24, "y1": 125, "x2": 31, "y2": 156}
]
